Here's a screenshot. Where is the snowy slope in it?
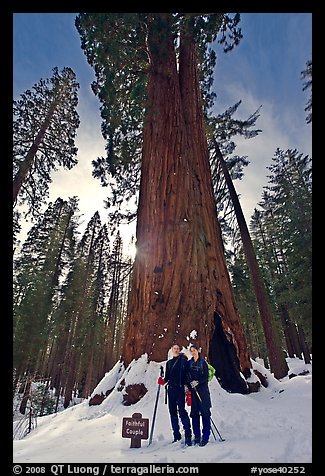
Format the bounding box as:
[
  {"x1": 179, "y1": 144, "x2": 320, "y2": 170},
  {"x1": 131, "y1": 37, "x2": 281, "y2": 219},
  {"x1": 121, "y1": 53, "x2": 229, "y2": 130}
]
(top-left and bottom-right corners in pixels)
[{"x1": 13, "y1": 356, "x2": 312, "y2": 464}]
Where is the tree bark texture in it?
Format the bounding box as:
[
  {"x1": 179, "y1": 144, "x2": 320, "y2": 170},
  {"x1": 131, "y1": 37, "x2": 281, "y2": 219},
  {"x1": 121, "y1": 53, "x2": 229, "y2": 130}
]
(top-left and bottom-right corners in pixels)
[{"x1": 122, "y1": 14, "x2": 251, "y2": 384}]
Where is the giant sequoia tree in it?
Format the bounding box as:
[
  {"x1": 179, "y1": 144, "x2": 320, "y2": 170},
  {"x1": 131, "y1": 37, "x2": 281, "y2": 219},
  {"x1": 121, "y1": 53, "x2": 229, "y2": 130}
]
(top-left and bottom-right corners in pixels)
[
  {"x1": 77, "y1": 13, "x2": 254, "y2": 394},
  {"x1": 13, "y1": 67, "x2": 80, "y2": 218}
]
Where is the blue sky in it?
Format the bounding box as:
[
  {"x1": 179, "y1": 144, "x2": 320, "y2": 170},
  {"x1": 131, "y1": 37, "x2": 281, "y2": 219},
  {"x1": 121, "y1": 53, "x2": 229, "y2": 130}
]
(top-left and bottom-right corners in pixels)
[{"x1": 13, "y1": 13, "x2": 312, "y2": 247}]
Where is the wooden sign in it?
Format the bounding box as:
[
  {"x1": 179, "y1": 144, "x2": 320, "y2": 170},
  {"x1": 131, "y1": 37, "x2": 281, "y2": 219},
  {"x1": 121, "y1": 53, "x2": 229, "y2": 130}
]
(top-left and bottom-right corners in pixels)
[{"x1": 122, "y1": 413, "x2": 149, "y2": 448}]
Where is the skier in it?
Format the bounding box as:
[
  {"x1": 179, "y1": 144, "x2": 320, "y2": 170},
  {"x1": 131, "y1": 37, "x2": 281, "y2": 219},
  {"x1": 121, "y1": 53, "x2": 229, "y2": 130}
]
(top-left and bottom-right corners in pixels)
[
  {"x1": 186, "y1": 344, "x2": 212, "y2": 446},
  {"x1": 157, "y1": 343, "x2": 192, "y2": 445}
]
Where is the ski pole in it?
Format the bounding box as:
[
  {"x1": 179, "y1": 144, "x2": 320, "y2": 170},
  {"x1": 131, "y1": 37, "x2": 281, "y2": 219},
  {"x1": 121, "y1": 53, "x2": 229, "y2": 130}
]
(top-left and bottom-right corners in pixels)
[
  {"x1": 210, "y1": 415, "x2": 225, "y2": 442},
  {"x1": 148, "y1": 365, "x2": 164, "y2": 446},
  {"x1": 209, "y1": 422, "x2": 217, "y2": 441},
  {"x1": 193, "y1": 386, "x2": 225, "y2": 442}
]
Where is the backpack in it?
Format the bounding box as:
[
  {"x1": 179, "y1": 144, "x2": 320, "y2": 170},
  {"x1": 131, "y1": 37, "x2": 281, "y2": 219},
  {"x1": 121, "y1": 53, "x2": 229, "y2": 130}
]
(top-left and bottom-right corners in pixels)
[{"x1": 207, "y1": 362, "x2": 216, "y2": 382}]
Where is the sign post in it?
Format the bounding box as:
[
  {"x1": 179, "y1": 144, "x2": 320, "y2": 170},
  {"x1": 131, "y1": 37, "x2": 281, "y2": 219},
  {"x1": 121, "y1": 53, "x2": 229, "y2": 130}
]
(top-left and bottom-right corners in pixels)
[{"x1": 122, "y1": 413, "x2": 149, "y2": 448}]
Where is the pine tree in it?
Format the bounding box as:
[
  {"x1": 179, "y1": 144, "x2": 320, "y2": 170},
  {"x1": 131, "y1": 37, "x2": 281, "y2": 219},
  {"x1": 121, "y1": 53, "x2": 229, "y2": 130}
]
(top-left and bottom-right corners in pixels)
[
  {"x1": 14, "y1": 199, "x2": 62, "y2": 377},
  {"x1": 246, "y1": 149, "x2": 312, "y2": 364},
  {"x1": 48, "y1": 257, "x2": 87, "y2": 409},
  {"x1": 79, "y1": 224, "x2": 112, "y2": 398},
  {"x1": 103, "y1": 231, "x2": 132, "y2": 370},
  {"x1": 77, "y1": 12, "x2": 253, "y2": 395},
  {"x1": 265, "y1": 149, "x2": 312, "y2": 353},
  {"x1": 210, "y1": 140, "x2": 289, "y2": 378},
  {"x1": 62, "y1": 212, "x2": 103, "y2": 407},
  {"x1": 13, "y1": 67, "x2": 80, "y2": 218}
]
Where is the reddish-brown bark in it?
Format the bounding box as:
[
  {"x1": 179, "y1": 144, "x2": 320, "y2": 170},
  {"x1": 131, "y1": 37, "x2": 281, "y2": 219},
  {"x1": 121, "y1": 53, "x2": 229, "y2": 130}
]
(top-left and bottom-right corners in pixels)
[{"x1": 122, "y1": 14, "x2": 251, "y2": 382}]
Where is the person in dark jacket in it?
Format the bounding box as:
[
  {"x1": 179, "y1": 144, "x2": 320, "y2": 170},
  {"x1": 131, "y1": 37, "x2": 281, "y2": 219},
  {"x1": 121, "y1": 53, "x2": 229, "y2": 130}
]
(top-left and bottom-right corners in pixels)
[
  {"x1": 157, "y1": 344, "x2": 192, "y2": 445},
  {"x1": 186, "y1": 344, "x2": 212, "y2": 446}
]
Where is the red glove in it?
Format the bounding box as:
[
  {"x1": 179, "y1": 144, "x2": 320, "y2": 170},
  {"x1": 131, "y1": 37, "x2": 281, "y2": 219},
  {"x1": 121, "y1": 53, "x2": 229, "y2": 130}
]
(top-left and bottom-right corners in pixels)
[
  {"x1": 186, "y1": 390, "x2": 192, "y2": 406},
  {"x1": 157, "y1": 376, "x2": 166, "y2": 385}
]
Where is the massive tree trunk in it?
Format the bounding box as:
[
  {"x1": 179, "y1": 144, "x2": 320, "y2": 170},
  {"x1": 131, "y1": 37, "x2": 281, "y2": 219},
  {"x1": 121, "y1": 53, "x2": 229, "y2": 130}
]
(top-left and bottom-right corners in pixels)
[
  {"x1": 122, "y1": 14, "x2": 251, "y2": 392},
  {"x1": 213, "y1": 141, "x2": 289, "y2": 379}
]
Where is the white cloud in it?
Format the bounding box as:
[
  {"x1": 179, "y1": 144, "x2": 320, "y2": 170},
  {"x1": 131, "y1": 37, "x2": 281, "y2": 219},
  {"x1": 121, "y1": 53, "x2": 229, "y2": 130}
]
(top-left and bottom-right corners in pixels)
[{"x1": 48, "y1": 129, "x2": 108, "y2": 226}]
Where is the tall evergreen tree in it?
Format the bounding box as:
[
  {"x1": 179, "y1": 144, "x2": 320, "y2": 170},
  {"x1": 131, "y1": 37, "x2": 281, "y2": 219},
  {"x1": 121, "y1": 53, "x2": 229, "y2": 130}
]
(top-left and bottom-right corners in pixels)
[
  {"x1": 13, "y1": 67, "x2": 80, "y2": 218},
  {"x1": 265, "y1": 149, "x2": 312, "y2": 348},
  {"x1": 48, "y1": 256, "x2": 88, "y2": 408},
  {"x1": 251, "y1": 203, "x2": 304, "y2": 362},
  {"x1": 62, "y1": 211, "x2": 103, "y2": 407},
  {"x1": 105, "y1": 231, "x2": 125, "y2": 367},
  {"x1": 210, "y1": 140, "x2": 288, "y2": 378},
  {"x1": 78, "y1": 223, "x2": 112, "y2": 398},
  {"x1": 77, "y1": 12, "x2": 253, "y2": 395},
  {"x1": 246, "y1": 148, "x2": 312, "y2": 363}
]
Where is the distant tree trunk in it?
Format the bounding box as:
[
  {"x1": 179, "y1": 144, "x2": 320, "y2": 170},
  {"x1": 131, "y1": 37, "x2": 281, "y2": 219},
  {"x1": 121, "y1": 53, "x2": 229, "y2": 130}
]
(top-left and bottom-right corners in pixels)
[
  {"x1": 122, "y1": 14, "x2": 251, "y2": 392},
  {"x1": 50, "y1": 306, "x2": 74, "y2": 396},
  {"x1": 279, "y1": 304, "x2": 302, "y2": 360},
  {"x1": 288, "y1": 322, "x2": 303, "y2": 358},
  {"x1": 108, "y1": 235, "x2": 123, "y2": 364},
  {"x1": 102, "y1": 261, "x2": 131, "y2": 378},
  {"x1": 63, "y1": 348, "x2": 77, "y2": 408},
  {"x1": 213, "y1": 141, "x2": 289, "y2": 379},
  {"x1": 82, "y1": 352, "x2": 94, "y2": 398},
  {"x1": 82, "y1": 234, "x2": 106, "y2": 398},
  {"x1": 19, "y1": 377, "x2": 32, "y2": 415},
  {"x1": 38, "y1": 337, "x2": 55, "y2": 379},
  {"x1": 244, "y1": 320, "x2": 254, "y2": 357},
  {"x1": 114, "y1": 274, "x2": 130, "y2": 360},
  {"x1": 63, "y1": 219, "x2": 98, "y2": 406},
  {"x1": 297, "y1": 325, "x2": 311, "y2": 364},
  {"x1": 54, "y1": 388, "x2": 61, "y2": 413},
  {"x1": 60, "y1": 291, "x2": 80, "y2": 408}
]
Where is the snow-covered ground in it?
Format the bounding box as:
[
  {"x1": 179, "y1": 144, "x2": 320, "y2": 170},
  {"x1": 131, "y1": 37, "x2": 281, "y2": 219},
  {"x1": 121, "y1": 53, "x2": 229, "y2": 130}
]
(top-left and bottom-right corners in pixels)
[{"x1": 13, "y1": 356, "x2": 312, "y2": 464}]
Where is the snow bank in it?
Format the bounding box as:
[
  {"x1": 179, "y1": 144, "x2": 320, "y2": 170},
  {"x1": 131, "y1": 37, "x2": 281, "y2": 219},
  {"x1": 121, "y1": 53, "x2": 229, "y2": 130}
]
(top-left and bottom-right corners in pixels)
[
  {"x1": 90, "y1": 360, "x2": 125, "y2": 399},
  {"x1": 13, "y1": 356, "x2": 312, "y2": 464}
]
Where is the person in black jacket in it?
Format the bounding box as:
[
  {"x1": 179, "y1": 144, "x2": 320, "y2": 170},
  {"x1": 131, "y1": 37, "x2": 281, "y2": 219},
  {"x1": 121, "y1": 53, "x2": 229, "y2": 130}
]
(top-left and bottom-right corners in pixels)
[
  {"x1": 186, "y1": 344, "x2": 212, "y2": 446},
  {"x1": 158, "y1": 344, "x2": 192, "y2": 445}
]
